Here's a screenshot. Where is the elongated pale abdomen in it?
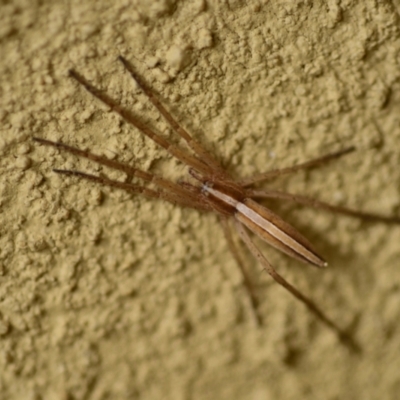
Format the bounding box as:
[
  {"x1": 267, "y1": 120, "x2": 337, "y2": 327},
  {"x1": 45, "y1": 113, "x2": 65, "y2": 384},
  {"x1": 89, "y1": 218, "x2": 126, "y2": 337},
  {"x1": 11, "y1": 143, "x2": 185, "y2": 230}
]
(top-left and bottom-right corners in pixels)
[
  {"x1": 236, "y1": 198, "x2": 327, "y2": 267},
  {"x1": 204, "y1": 186, "x2": 327, "y2": 268}
]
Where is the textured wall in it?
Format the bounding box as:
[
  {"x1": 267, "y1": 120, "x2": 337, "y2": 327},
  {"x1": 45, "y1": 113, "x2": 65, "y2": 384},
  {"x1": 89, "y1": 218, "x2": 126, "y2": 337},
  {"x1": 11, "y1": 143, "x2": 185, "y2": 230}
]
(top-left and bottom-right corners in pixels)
[{"x1": 1, "y1": 1, "x2": 400, "y2": 399}]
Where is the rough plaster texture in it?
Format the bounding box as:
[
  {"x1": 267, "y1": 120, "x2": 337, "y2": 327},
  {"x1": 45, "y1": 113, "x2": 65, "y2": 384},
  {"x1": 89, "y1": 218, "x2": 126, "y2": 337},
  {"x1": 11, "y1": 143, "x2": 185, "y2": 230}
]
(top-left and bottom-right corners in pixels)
[{"x1": 1, "y1": 1, "x2": 400, "y2": 399}]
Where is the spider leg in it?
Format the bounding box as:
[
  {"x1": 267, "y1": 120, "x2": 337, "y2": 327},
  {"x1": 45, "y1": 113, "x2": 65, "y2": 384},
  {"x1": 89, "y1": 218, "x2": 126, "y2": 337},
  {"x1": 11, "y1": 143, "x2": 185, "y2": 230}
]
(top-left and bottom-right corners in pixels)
[
  {"x1": 118, "y1": 56, "x2": 228, "y2": 179},
  {"x1": 219, "y1": 217, "x2": 262, "y2": 327},
  {"x1": 33, "y1": 137, "x2": 204, "y2": 204},
  {"x1": 52, "y1": 169, "x2": 211, "y2": 211},
  {"x1": 68, "y1": 69, "x2": 215, "y2": 177},
  {"x1": 234, "y1": 219, "x2": 360, "y2": 351},
  {"x1": 240, "y1": 147, "x2": 355, "y2": 187},
  {"x1": 249, "y1": 189, "x2": 400, "y2": 224}
]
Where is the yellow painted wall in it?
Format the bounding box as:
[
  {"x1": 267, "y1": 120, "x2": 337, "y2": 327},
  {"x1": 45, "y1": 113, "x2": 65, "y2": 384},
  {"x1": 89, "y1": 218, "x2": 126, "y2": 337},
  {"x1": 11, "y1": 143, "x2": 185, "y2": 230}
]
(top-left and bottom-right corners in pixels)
[{"x1": 1, "y1": 1, "x2": 400, "y2": 399}]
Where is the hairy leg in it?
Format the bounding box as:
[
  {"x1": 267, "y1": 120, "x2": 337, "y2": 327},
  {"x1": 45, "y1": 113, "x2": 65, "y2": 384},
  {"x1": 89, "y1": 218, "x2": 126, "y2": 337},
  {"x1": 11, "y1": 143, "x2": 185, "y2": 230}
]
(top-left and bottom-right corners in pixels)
[
  {"x1": 240, "y1": 147, "x2": 355, "y2": 187},
  {"x1": 52, "y1": 168, "x2": 211, "y2": 211},
  {"x1": 249, "y1": 189, "x2": 400, "y2": 224},
  {"x1": 33, "y1": 137, "x2": 207, "y2": 206},
  {"x1": 220, "y1": 217, "x2": 262, "y2": 327},
  {"x1": 235, "y1": 219, "x2": 359, "y2": 351},
  {"x1": 68, "y1": 69, "x2": 215, "y2": 177},
  {"x1": 118, "y1": 56, "x2": 228, "y2": 178}
]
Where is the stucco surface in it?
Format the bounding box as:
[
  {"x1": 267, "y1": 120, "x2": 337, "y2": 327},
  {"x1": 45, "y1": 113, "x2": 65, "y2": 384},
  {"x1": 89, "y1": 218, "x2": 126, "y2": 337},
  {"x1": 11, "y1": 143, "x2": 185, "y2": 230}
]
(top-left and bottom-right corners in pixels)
[{"x1": 1, "y1": 1, "x2": 400, "y2": 399}]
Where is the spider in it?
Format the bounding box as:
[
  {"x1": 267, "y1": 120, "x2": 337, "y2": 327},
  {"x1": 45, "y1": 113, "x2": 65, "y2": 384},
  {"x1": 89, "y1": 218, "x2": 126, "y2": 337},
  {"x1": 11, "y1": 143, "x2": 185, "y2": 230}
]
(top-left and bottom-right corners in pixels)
[{"x1": 34, "y1": 56, "x2": 400, "y2": 349}]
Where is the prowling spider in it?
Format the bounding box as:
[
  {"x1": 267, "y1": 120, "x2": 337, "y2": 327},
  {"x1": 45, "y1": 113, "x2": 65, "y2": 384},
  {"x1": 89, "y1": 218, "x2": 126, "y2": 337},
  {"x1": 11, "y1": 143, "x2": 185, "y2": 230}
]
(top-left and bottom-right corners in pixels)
[{"x1": 34, "y1": 56, "x2": 400, "y2": 348}]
